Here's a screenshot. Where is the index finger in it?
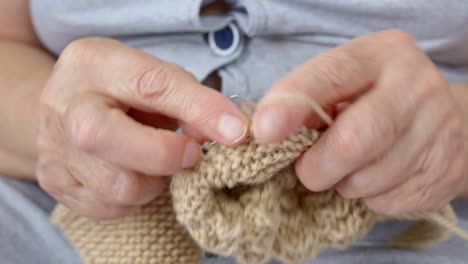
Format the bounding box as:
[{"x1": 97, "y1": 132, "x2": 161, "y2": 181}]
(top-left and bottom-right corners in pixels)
[
  {"x1": 60, "y1": 38, "x2": 249, "y2": 145},
  {"x1": 252, "y1": 30, "x2": 415, "y2": 143}
]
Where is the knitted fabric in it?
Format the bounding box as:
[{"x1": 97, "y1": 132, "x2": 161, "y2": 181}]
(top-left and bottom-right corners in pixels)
[
  {"x1": 171, "y1": 127, "x2": 460, "y2": 263},
  {"x1": 52, "y1": 127, "x2": 466, "y2": 264},
  {"x1": 52, "y1": 192, "x2": 202, "y2": 264}
]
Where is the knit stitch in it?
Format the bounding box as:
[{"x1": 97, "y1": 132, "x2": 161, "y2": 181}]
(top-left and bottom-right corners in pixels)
[
  {"x1": 53, "y1": 127, "x2": 465, "y2": 264},
  {"x1": 52, "y1": 95, "x2": 468, "y2": 264},
  {"x1": 53, "y1": 193, "x2": 202, "y2": 264},
  {"x1": 171, "y1": 127, "x2": 459, "y2": 264}
]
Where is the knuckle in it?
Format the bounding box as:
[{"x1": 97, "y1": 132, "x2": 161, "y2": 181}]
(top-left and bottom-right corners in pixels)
[
  {"x1": 415, "y1": 68, "x2": 448, "y2": 99},
  {"x1": 378, "y1": 29, "x2": 416, "y2": 48},
  {"x1": 362, "y1": 100, "x2": 399, "y2": 151},
  {"x1": 59, "y1": 37, "x2": 104, "y2": 66},
  {"x1": 310, "y1": 52, "x2": 355, "y2": 94},
  {"x1": 132, "y1": 63, "x2": 178, "y2": 101},
  {"x1": 110, "y1": 173, "x2": 145, "y2": 205},
  {"x1": 70, "y1": 118, "x2": 101, "y2": 152},
  {"x1": 329, "y1": 124, "x2": 366, "y2": 163},
  {"x1": 65, "y1": 104, "x2": 104, "y2": 153},
  {"x1": 374, "y1": 30, "x2": 420, "y2": 65},
  {"x1": 183, "y1": 95, "x2": 217, "y2": 127}
]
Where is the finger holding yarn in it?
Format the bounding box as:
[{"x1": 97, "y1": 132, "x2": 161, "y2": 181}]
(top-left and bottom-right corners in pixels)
[
  {"x1": 51, "y1": 94, "x2": 468, "y2": 264},
  {"x1": 52, "y1": 192, "x2": 203, "y2": 264},
  {"x1": 171, "y1": 128, "x2": 319, "y2": 263},
  {"x1": 171, "y1": 127, "x2": 380, "y2": 263},
  {"x1": 171, "y1": 124, "x2": 467, "y2": 264}
]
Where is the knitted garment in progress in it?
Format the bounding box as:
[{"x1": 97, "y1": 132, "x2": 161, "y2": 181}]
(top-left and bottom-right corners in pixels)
[
  {"x1": 52, "y1": 127, "x2": 466, "y2": 264},
  {"x1": 171, "y1": 128, "x2": 461, "y2": 263},
  {"x1": 53, "y1": 192, "x2": 202, "y2": 264}
]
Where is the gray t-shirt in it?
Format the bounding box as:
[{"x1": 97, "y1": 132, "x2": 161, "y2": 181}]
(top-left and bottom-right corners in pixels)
[
  {"x1": 2, "y1": 1, "x2": 468, "y2": 263},
  {"x1": 30, "y1": 0, "x2": 468, "y2": 100}
]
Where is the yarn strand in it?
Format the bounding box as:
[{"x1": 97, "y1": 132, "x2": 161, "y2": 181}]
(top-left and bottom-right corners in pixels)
[
  {"x1": 52, "y1": 92, "x2": 468, "y2": 264},
  {"x1": 260, "y1": 92, "x2": 334, "y2": 126},
  {"x1": 427, "y1": 213, "x2": 468, "y2": 240},
  {"x1": 262, "y1": 92, "x2": 468, "y2": 242}
]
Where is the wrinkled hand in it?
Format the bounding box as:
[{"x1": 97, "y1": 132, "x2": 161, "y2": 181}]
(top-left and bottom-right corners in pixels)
[
  {"x1": 253, "y1": 30, "x2": 467, "y2": 215},
  {"x1": 37, "y1": 38, "x2": 248, "y2": 220}
]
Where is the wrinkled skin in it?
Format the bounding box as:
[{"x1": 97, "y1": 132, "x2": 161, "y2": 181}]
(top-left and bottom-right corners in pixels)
[
  {"x1": 253, "y1": 29, "x2": 468, "y2": 215},
  {"x1": 37, "y1": 38, "x2": 248, "y2": 220}
]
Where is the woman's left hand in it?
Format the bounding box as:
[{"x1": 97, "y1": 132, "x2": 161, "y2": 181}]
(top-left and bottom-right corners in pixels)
[{"x1": 252, "y1": 29, "x2": 467, "y2": 215}]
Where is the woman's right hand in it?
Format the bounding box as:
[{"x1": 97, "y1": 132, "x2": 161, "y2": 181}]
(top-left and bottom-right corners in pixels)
[{"x1": 36, "y1": 38, "x2": 248, "y2": 220}]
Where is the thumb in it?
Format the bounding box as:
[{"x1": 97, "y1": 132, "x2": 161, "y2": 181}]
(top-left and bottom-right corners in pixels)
[
  {"x1": 252, "y1": 33, "x2": 391, "y2": 143},
  {"x1": 112, "y1": 50, "x2": 250, "y2": 145},
  {"x1": 65, "y1": 38, "x2": 250, "y2": 145}
]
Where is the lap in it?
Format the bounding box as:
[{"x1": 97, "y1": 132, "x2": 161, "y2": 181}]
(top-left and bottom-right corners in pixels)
[
  {"x1": 1, "y1": 176, "x2": 467, "y2": 264},
  {"x1": 0, "y1": 176, "x2": 81, "y2": 264}
]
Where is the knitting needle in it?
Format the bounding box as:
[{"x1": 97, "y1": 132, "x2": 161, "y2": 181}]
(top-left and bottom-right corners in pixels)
[{"x1": 229, "y1": 95, "x2": 257, "y2": 119}]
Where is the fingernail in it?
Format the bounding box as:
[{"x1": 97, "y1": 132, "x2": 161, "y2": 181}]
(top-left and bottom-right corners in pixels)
[
  {"x1": 217, "y1": 113, "x2": 247, "y2": 144},
  {"x1": 253, "y1": 108, "x2": 287, "y2": 142},
  {"x1": 182, "y1": 140, "x2": 201, "y2": 168}
]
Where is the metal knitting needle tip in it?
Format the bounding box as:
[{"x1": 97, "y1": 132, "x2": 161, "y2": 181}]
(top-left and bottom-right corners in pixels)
[{"x1": 229, "y1": 95, "x2": 256, "y2": 119}]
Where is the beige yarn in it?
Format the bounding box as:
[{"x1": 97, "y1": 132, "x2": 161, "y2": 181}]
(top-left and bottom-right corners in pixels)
[
  {"x1": 171, "y1": 127, "x2": 463, "y2": 264},
  {"x1": 52, "y1": 95, "x2": 468, "y2": 264},
  {"x1": 53, "y1": 192, "x2": 202, "y2": 264}
]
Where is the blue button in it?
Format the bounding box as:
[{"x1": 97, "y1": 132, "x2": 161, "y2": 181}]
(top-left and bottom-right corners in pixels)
[
  {"x1": 208, "y1": 23, "x2": 242, "y2": 56},
  {"x1": 214, "y1": 26, "x2": 234, "y2": 50}
]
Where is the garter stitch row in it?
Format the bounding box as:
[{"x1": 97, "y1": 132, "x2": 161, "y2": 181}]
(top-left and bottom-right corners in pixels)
[
  {"x1": 52, "y1": 95, "x2": 468, "y2": 264},
  {"x1": 170, "y1": 127, "x2": 461, "y2": 263}
]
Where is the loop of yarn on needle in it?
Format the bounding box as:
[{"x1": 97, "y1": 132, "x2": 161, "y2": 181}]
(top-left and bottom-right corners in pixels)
[{"x1": 51, "y1": 92, "x2": 468, "y2": 264}]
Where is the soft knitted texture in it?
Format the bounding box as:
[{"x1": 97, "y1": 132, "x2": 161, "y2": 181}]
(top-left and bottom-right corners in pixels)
[
  {"x1": 171, "y1": 127, "x2": 460, "y2": 264},
  {"x1": 52, "y1": 127, "x2": 466, "y2": 264},
  {"x1": 172, "y1": 128, "x2": 377, "y2": 264},
  {"x1": 52, "y1": 193, "x2": 202, "y2": 264},
  {"x1": 52, "y1": 95, "x2": 468, "y2": 264}
]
